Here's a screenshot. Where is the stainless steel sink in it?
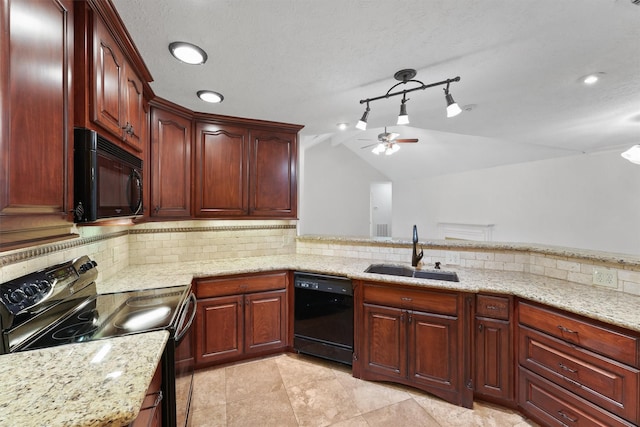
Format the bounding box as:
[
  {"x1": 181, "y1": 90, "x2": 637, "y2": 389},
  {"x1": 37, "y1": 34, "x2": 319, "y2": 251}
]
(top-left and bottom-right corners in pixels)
[{"x1": 365, "y1": 264, "x2": 459, "y2": 282}]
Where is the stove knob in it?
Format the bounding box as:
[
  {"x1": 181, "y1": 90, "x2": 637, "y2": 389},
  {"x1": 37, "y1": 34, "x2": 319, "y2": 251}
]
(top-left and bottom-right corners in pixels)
[
  {"x1": 23, "y1": 284, "x2": 37, "y2": 297},
  {"x1": 8, "y1": 289, "x2": 26, "y2": 304},
  {"x1": 37, "y1": 280, "x2": 51, "y2": 292}
]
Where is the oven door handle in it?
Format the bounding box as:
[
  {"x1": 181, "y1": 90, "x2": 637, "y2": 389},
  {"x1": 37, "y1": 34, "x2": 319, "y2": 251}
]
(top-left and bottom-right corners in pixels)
[{"x1": 175, "y1": 293, "x2": 197, "y2": 342}]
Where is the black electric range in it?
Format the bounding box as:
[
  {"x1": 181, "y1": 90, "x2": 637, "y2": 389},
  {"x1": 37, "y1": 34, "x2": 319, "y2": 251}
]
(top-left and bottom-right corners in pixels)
[{"x1": 0, "y1": 256, "x2": 197, "y2": 427}]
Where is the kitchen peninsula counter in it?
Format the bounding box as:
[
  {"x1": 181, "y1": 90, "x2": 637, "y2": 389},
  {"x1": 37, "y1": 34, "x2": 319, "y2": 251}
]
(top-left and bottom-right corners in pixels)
[
  {"x1": 99, "y1": 253, "x2": 640, "y2": 333},
  {"x1": 3, "y1": 251, "x2": 639, "y2": 427},
  {"x1": 0, "y1": 331, "x2": 168, "y2": 427}
]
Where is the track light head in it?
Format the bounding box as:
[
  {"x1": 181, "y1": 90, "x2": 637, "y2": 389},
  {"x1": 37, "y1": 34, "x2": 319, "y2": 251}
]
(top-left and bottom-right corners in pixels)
[
  {"x1": 356, "y1": 103, "x2": 370, "y2": 130},
  {"x1": 444, "y1": 87, "x2": 462, "y2": 118},
  {"x1": 397, "y1": 96, "x2": 409, "y2": 125}
]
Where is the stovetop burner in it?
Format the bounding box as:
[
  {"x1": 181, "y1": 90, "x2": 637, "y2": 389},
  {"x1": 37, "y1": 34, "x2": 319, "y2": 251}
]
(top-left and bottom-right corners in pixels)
[{"x1": 51, "y1": 322, "x2": 99, "y2": 342}]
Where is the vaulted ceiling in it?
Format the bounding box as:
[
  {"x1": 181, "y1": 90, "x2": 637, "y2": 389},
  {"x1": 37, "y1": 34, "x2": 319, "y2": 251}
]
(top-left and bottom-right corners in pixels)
[{"x1": 112, "y1": 0, "x2": 640, "y2": 181}]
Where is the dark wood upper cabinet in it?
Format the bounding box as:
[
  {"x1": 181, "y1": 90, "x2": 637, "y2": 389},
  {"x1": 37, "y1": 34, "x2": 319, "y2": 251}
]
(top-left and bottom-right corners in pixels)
[
  {"x1": 150, "y1": 103, "x2": 192, "y2": 218},
  {"x1": 194, "y1": 119, "x2": 302, "y2": 219},
  {"x1": 92, "y1": 15, "x2": 123, "y2": 140},
  {"x1": 194, "y1": 122, "x2": 249, "y2": 217},
  {"x1": 0, "y1": 0, "x2": 76, "y2": 249},
  {"x1": 74, "y1": 0, "x2": 152, "y2": 155},
  {"x1": 250, "y1": 129, "x2": 297, "y2": 217}
]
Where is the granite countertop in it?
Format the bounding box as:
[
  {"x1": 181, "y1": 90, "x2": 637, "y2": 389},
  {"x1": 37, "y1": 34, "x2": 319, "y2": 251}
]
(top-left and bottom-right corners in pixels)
[
  {"x1": 99, "y1": 254, "x2": 640, "y2": 333},
  {"x1": 0, "y1": 331, "x2": 168, "y2": 427},
  {"x1": 4, "y1": 253, "x2": 639, "y2": 427}
]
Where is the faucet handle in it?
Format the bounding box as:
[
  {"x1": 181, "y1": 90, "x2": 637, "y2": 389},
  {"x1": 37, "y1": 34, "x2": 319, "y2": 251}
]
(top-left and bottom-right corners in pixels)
[{"x1": 417, "y1": 247, "x2": 424, "y2": 262}]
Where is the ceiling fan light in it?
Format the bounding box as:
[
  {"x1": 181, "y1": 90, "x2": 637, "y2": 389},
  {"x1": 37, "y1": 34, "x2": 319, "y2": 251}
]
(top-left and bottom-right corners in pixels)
[
  {"x1": 168, "y1": 42, "x2": 208, "y2": 65},
  {"x1": 445, "y1": 92, "x2": 462, "y2": 117},
  {"x1": 372, "y1": 143, "x2": 385, "y2": 155},
  {"x1": 621, "y1": 145, "x2": 640, "y2": 164},
  {"x1": 397, "y1": 101, "x2": 409, "y2": 125},
  {"x1": 389, "y1": 143, "x2": 401, "y2": 154},
  {"x1": 356, "y1": 106, "x2": 370, "y2": 130}
]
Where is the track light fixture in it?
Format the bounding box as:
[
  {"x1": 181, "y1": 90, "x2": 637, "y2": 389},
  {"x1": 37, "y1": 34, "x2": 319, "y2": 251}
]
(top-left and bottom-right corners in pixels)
[
  {"x1": 444, "y1": 83, "x2": 462, "y2": 118},
  {"x1": 397, "y1": 94, "x2": 409, "y2": 125},
  {"x1": 356, "y1": 102, "x2": 370, "y2": 130},
  {"x1": 357, "y1": 69, "x2": 461, "y2": 127}
]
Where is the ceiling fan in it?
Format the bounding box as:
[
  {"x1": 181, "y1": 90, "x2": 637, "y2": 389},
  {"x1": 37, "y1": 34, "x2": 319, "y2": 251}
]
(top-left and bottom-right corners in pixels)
[{"x1": 360, "y1": 127, "x2": 418, "y2": 155}]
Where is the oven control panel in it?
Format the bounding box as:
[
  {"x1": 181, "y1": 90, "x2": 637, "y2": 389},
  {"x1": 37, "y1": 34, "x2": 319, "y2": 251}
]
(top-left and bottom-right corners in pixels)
[
  {"x1": 0, "y1": 256, "x2": 98, "y2": 326},
  {"x1": 293, "y1": 272, "x2": 353, "y2": 296}
]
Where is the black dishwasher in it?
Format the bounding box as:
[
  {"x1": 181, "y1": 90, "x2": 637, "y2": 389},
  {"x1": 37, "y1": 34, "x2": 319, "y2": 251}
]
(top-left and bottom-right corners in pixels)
[{"x1": 293, "y1": 272, "x2": 353, "y2": 365}]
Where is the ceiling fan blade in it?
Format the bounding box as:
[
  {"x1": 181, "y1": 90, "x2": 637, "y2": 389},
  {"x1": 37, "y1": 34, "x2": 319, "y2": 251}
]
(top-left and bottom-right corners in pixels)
[
  {"x1": 396, "y1": 138, "x2": 418, "y2": 143},
  {"x1": 360, "y1": 143, "x2": 378, "y2": 149}
]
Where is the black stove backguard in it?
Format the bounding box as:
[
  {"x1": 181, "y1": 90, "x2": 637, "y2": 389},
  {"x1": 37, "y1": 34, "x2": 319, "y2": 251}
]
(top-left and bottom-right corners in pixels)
[{"x1": 0, "y1": 256, "x2": 98, "y2": 354}]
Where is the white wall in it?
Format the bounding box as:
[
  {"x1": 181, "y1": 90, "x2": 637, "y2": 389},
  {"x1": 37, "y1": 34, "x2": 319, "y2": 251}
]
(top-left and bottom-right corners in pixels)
[
  {"x1": 392, "y1": 150, "x2": 640, "y2": 254},
  {"x1": 300, "y1": 141, "x2": 640, "y2": 254},
  {"x1": 299, "y1": 140, "x2": 388, "y2": 236}
]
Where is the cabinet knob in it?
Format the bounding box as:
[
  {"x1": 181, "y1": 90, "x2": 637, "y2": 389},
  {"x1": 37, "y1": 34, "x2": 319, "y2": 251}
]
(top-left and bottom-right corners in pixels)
[{"x1": 154, "y1": 205, "x2": 160, "y2": 214}]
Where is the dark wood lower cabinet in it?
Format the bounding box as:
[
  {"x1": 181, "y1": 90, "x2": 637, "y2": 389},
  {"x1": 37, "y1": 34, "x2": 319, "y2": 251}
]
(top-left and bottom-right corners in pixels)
[
  {"x1": 474, "y1": 294, "x2": 514, "y2": 403},
  {"x1": 355, "y1": 283, "x2": 472, "y2": 408},
  {"x1": 517, "y1": 300, "x2": 640, "y2": 427},
  {"x1": 519, "y1": 367, "x2": 636, "y2": 427},
  {"x1": 244, "y1": 290, "x2": 287, "y2": 354},
  {"x1": 130, "y1": 361, "x2": 163, "y2": 427},
  {"x1": 194, "y1": 272, "x2": 288, "y2": 368},
  {"x1": 196, "y1": 295, "x2": 244, "y2": 365}
]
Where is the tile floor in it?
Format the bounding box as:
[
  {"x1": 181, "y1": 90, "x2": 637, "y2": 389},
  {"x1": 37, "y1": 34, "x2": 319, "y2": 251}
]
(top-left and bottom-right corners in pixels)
[{"x1": 188, "y1": 353, "x2": 539, "y2": 427}]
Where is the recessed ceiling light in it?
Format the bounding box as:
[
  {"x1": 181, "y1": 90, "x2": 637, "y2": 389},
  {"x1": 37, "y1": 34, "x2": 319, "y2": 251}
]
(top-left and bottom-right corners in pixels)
[
  {"x1": 581, "y1": 72, "x2": 605, "y2": 85},
  {"x1": 168, "y1": 42, "x2": 208, "y2": 65},
  {"x1": 197, "y1": 90, "x2": 224, "y2": 103},
  {"x1": 337, "y1": 123, "x2": 349, "y2": 130}
]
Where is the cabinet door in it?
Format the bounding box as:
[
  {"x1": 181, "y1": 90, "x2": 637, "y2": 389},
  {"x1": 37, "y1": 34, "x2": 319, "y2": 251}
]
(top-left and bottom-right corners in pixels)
[
  {"x1": 244, "y1": 290, "x2": 287, "y2": 354},
  {"x1": 122, "y1": 64, "x2": 144, "y2": 152},
  {"x1": 409, "y1": 311, "x2": 459, "y2": 394},
  {"x1": 195, "y1": 295, "x2": 243, "y2": 365},
  {"x1": 249, "y1": 129, "x2": 297, "y2": 217},
  {"x1": 1, "y1": 0, "x2": 74, "y2": 249},
  {"x1": 362, "y1": 304, "x2": 407, "y2": 379},
  {"x1": 150, "y1": 107, "x2": 192, "y2": 217},
  {"x1": 92, "y1": 16, "x2": 124, "y2": 139},
  {"x1": 475, "y1": 318, "x2": 512, "y2": 401},
  {"x1": 194, "y1": 122, "x2": 249, "y2": 216}
]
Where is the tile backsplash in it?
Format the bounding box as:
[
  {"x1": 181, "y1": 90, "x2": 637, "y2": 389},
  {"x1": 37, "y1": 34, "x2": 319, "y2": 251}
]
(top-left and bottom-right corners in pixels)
[
  {"x1": 0, "y1": 220, "x2": 296, "y2": 284},
  {"x1": 296, "y1": 238, "x2": 640, "y2": 296},
  {"x1": 3, "y1": 223, "x2": 640, "y2": 297}
]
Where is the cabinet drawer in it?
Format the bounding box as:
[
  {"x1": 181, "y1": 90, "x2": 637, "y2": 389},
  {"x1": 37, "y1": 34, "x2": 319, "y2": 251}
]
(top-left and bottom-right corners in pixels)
[
  {"x1": 518, "y1": 367, "x2": 635, "y2": 427},
  {"x1": 363, "y1": 284, "x2": 458, "y2": 315},
  {"x1": 196, "y1": 271, "x2": 287, "y2": 298},
  {"x1": 518, "y1": 301, "x2": 639, "y2": 367},
  {"x1": 519, "y1": 325, "x2": 639, "y2": 423},
  {"x1": 476, "y1": 294, "x2": 510, "y2": 320}
]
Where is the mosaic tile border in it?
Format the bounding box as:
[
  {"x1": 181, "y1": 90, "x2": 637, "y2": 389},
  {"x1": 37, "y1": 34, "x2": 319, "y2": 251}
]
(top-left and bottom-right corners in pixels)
[
  {"x1": 0, "y1": 224, "x2": 296, "y2": 267},
  {"x1": 129, "y1": 224, "x2": 297, "y2": 234},
  {"x1": 0, "y1": 231, "x2": 129, "y2": 267}
]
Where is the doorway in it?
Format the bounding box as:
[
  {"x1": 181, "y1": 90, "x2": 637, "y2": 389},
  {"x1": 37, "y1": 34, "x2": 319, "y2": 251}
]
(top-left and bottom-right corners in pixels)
[{"x1": 370, "y1": 182, "x2": 392, "y2": 239}]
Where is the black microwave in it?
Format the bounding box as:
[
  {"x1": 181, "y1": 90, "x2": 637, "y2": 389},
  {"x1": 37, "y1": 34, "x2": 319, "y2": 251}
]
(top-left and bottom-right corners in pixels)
[{"x1": 73, "y1": 128, "x2": 143, "y2": 223}]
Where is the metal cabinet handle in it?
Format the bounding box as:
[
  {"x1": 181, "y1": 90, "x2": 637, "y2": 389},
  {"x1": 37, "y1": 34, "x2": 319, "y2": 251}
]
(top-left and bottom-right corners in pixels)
[
  {"x1": 401, "y1": 297, "x2": 412, "y2": 302},
  {"x1": 557, "y1": 325, "x2": 578, "y2": 335},
  {"x1": 485, "y1": 305, "x2": 498, "y2": 310},
  {"x1": 478, "y1": 323, "x2": 484, "y2": 332},
  {"x1": 558, "y1": 363, "x2": 578, "y2": 373},
  {"x1": 557, "y1": 410, "x2": 578, "y2": 423}
]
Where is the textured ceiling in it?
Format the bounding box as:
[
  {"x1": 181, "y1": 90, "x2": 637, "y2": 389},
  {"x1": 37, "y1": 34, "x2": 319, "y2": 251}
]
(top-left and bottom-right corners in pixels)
[{"x1": 112, "y1": 0, "x2": 640, "y2": 181}]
